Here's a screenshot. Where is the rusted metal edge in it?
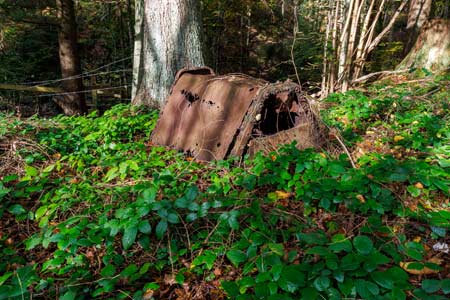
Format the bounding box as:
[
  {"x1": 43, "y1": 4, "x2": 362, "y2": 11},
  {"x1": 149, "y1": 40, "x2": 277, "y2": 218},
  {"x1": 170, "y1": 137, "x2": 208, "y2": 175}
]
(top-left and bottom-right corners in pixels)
[
  {"x1": 228, "y1": 80, "x2": 304, "y2": 158},
  {"x1": 170, "y1": 66, "x2": 216, "y2": 94}
]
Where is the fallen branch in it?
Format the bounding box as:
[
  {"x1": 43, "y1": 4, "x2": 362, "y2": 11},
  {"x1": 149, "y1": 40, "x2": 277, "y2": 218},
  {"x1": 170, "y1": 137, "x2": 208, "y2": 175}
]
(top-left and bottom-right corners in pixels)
[{"x1": 352, "y1": 69, "x2": 409, "y2": 84}]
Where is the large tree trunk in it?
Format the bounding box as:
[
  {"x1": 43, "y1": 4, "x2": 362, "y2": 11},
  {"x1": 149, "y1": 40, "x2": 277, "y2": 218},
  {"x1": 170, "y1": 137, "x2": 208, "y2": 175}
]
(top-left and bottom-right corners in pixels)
[
  {"x1": 404, "y1": 0, "x2": 432, "y2": 54},
  {"x1": 132, "y1": 0, "x2": 204, "y2": 108},
  {"x1": 398, "y1": 19, "x2": 450, "y2": 71},
  {"x1": 55, "y1": 0, "x2": 87, "y2": 116}
]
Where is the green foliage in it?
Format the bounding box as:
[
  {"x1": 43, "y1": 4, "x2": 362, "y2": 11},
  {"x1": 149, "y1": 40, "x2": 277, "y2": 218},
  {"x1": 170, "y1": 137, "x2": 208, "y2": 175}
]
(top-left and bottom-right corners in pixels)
[{"x1": 0, "y1": 76, "x2": 449, "y2": 299}]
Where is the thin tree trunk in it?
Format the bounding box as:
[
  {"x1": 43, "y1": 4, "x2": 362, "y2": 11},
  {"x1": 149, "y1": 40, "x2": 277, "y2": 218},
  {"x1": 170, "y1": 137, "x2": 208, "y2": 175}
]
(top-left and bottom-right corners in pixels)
[
  {"x1": 342, "y1": 0, "x2": 362, "y2": 91},
  {"x1": 366, "y1": 0, "x2": 408, "y2": 54},
  {"x1": 327, "y1": 0, "x2": 340, "y2": 95},
  {"x1": 353, "y1": 0, "x2": 376, "y2": 80},
  {"x1": 337, "y1": 0, "x2": 355, "y2": 80},
  {"x1": 321, "y1": 0, "x2": 333, "y2": 97},
  {"x1": 55, "y1": 0, "x2": 87, "y2": 115}
]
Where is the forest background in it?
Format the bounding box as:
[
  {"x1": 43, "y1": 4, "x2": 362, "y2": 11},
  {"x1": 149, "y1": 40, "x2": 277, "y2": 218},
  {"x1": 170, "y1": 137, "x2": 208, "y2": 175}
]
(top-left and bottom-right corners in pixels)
[{"x1": 0, "y1": 1, "x2": 449, "y2": 300}]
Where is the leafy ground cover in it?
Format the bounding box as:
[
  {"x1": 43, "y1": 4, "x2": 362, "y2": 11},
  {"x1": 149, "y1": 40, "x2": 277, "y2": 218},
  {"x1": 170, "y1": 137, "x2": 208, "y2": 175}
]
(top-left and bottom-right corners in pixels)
[{"x1": 0, "y1": 74, "x2": 449, "y2": 300}]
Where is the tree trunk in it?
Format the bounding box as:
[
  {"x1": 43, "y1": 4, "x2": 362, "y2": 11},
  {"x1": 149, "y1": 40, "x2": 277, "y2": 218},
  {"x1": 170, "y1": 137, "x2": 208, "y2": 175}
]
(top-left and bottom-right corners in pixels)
[
  {"x1": 398, "y1": 19, "x2": 450, "y2": 71},
  {"x1": 132, "y1": 0, "x2": 204, "y2": 108},
  {"x1": 404, "y1": 0, "x2": 432, "y2": 54},
  {"x1": 55, "y1": 0, "x2": 87, "y2": 116}
]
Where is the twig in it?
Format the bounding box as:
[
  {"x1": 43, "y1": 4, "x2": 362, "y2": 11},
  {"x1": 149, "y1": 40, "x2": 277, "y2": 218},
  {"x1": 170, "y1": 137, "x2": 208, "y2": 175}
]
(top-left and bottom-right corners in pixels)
[
  {"x1": 352, "y1": 69, "x2": 409, "y2": 84},
  {"x1": 331, "y1": 129, "x2": 357, "y2": 169},
  {"x1": 291, "y1": 1, "x2": 301, "y2": 86}
]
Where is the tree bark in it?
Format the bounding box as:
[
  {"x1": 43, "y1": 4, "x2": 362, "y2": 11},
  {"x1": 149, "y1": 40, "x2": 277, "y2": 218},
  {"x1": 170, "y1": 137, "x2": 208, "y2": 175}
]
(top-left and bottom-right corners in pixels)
[
  {"x1": 55, "y1": 0, "x2": 87, "y2": 116},
  {"x1": 398, "y1": 19, "x2": 450, "y2": 71},
  {"x1": 404, "y1": 0, "x2": 432, "y2": 54},
  {"x1": 132, "y1": 0, "x2": 204, "y2": 108}
]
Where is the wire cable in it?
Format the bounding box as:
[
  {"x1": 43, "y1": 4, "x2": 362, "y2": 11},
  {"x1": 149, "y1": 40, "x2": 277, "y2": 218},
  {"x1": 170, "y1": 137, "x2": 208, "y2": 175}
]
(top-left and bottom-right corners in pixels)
[
  {"x1": 20, "y1": 56, "x2": 133, "y2": 87},
  {"x1": 36, "y1": 84, "x2": 132, "y2": 98}
]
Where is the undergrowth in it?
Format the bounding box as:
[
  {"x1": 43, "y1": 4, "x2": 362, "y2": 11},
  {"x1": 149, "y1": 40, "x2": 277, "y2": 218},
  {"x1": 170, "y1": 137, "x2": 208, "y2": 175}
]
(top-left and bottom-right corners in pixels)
[{"x1": 0, "y1": 74, "x2": 449, "y2": 300}]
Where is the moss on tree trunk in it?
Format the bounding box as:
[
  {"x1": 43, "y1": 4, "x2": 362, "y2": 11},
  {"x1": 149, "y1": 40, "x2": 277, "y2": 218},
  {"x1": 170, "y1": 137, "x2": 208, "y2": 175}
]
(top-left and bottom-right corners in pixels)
[{"x1": 398, "y1": 19, "x2": 450, "y2": 71}]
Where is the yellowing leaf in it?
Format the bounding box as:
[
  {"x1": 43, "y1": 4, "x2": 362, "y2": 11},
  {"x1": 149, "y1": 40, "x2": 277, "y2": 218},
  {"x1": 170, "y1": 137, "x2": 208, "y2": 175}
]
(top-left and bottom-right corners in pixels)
[
  {"x1": 400, "y1": 257, "x2": 442, "y2": 275},
  {"x1": 275, "y1": 191, "x2": 291, "y2": 200},
  {"x1": 419, "y1": 199, "x2": 433, "y2": 210},
  {"x1": 356, "y1": 194, "x2": 366, "y2": 203},
  {"x1": 143, "y1": 290, "x2": 154, "y2": 300},
  {"x1": 413, "y1": 236, "x2": 421, "y2": 243},
  {"x1": 394, "y1": 135, "x2": 405, "y2": 142}
]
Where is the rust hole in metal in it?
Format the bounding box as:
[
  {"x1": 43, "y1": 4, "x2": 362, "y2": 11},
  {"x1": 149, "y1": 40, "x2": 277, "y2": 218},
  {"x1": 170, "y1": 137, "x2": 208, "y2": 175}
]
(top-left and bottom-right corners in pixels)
[{"x1": 253, "y1": 93, "x2": 299, "y2": 137}]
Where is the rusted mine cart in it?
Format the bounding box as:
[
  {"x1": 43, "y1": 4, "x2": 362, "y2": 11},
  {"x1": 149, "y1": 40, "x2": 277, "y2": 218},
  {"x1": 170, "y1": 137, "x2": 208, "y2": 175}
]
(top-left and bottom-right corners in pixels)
[{"x1": 151, "y1": 67, "x2": 323, "y2": 161}]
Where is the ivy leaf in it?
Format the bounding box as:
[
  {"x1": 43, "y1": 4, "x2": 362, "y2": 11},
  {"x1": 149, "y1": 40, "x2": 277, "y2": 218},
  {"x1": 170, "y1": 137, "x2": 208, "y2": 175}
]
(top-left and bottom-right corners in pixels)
[
  {"x1": 0, "y1": 272, "x2": 12, "y2": 286},
  {"x1": 442, "y1": 279, "x2": 450, "y2": 294},
  {"x1": 355, "y1": 279, "x2": 379, "y2": 298},
  {"x1": 313, "y1": 276, "x2": 330, "y2": 292},
  {"x1": 25, "y1": 165, "x2": 39, "y2": 177},
  {"x1": 221, "y1": 281, "x2": 239, "y2": 297},
  {"x1": 101, "y1": 264, "x2": 116, "y2": 277},
  {"x1": 122, "y1": 226, "x2": 137, "y2": 250},
  {"x1": 60, "y1": 290, "x2": 76, "y2": 300},
  {"x1": 156, "y1": 220, "x2": 168, "y2": 239},
  {"x1": 268, "y1": 243, "x2": 284, "y2": 256},
  {"x1": 226, "y1": 249, "x2": 247, "y2": 267},
  {"x1": 371, "y1": 271, "x2": 394, "y2": 289},
  {"x1": 140, "y1": 187, "x2": 157, "y2": 204},
  {"x1": 167, "y1": 213, "x2": 179, "y2": 224},
  {"x1": 391, "y1": 287, "x2": 406, "y2": 300},
  {"x1": 8, "y1": 204, "x2": 26, "y2": 216},
  {"x1": 353, "y1": 235, "x2": 373, "y2": 255},
  {"x1": 329, "y1": 234, "x2": 352, "y2": 253},
  {"x1": 278, "y1": 265, "x2": 305, "y2": 293},
  {"x1": 421, "y1": 279, "x2": 441, "y2": 293},
  {"x1": 174, "y1": 197, "x2": 189, "y2": 208},
  {"x1": 138, "y1": 220, "x2": 152, "y2": 234}
]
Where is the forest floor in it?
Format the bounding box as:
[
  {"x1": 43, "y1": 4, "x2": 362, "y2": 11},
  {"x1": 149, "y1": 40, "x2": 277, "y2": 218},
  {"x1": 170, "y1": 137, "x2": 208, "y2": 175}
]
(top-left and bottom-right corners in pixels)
[{"x1": 0, "y1": 73, "x2": 449, "y2": 300}]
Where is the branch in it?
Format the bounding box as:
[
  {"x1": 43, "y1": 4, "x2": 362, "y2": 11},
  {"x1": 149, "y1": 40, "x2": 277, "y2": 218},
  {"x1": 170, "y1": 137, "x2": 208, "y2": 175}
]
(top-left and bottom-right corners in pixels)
[
  {"x1": 352, "y1": 69, "x2": 409, "y2": 83},
  {"x1": 366, "y1": 0, "x2": 408, "y2": 54}
]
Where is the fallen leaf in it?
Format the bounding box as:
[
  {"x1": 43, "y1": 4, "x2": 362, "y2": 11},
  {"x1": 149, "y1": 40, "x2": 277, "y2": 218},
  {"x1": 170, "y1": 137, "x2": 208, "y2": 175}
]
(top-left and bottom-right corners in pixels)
[
  {"x1": 164, "y1": 274, "x2": 176, "y2": 286},
  {"x1": 275, "y1": 191, "x2": 291, "y2": 200},
  {"x1": 400, "y1": 257, "x2": 442, "y2": 275},
  {"x1": 432, "y1": 242, "x2": 449, "y2": 253},
  {"x1": 143, "y1": 289, "x2": 154, "y2": 300},
  {"x1": 356, "y1": 194, "x2": 366, "y2": 203},
  {"x1": 394, "y1": 135, "x2": 405, "y2": 142}
]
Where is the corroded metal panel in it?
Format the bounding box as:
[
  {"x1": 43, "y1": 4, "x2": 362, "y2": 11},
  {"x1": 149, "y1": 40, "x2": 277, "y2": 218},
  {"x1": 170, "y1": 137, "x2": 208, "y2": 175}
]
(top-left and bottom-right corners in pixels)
[
  {"x1": 151, "y1": 68, "x2": 265, "y2": 160},
  {"x1": 247, "y1": 124, "x2": 314, "y2": 156},
  {"x1": 151, "y1": 67, "x2": 322, "y2": 161}
]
